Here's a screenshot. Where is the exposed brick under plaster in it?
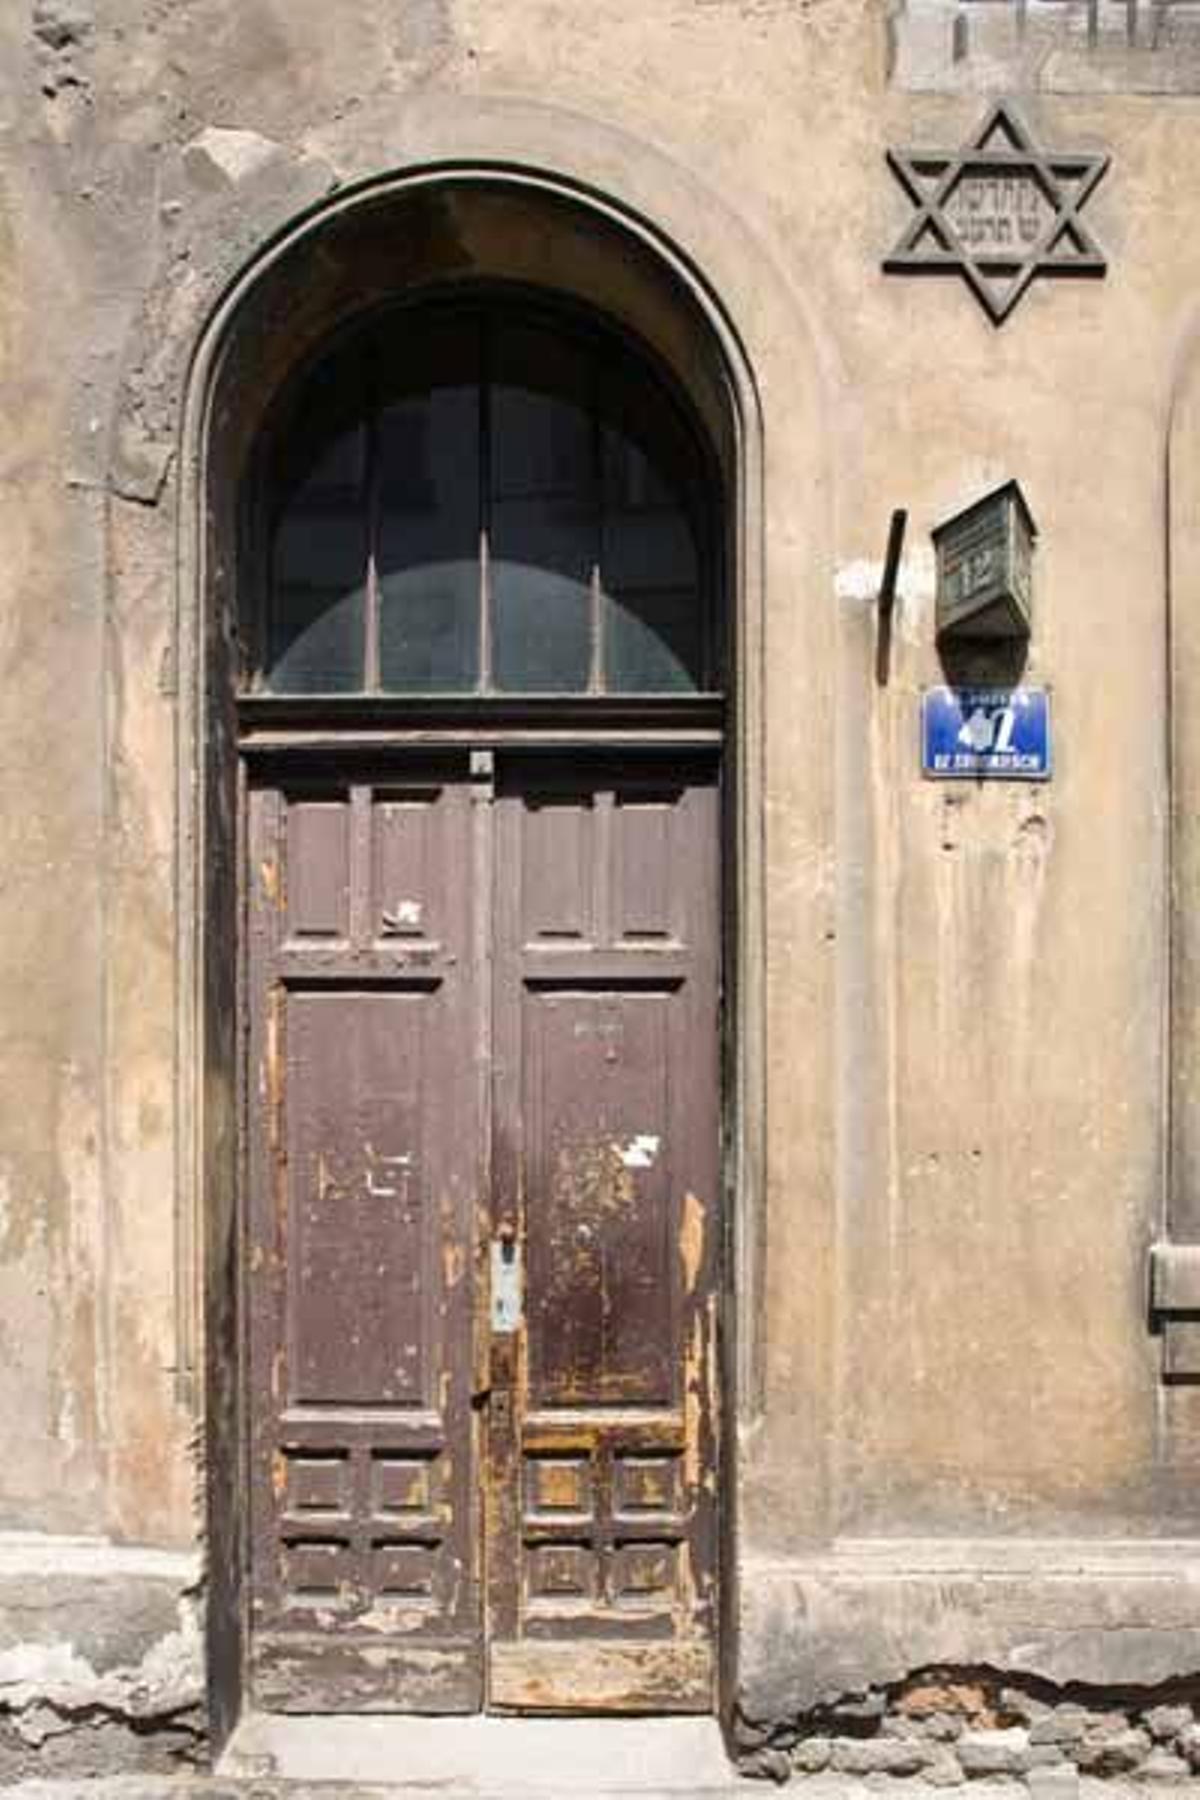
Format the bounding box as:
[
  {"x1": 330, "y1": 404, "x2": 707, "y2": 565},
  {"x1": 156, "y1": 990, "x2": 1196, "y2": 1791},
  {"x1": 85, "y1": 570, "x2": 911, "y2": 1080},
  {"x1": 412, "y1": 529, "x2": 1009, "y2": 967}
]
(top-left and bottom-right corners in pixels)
[{"x1": 734, "y1": 1666, "x2": 1200, "y2": 1785}]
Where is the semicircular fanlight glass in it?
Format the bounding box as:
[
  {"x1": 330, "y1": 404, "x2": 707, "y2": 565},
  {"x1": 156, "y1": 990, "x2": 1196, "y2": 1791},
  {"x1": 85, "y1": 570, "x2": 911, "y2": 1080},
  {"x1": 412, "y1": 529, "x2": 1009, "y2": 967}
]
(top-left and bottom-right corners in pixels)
[{"x1": 263, "y1": 304, "x2": 717, "y2": 697}]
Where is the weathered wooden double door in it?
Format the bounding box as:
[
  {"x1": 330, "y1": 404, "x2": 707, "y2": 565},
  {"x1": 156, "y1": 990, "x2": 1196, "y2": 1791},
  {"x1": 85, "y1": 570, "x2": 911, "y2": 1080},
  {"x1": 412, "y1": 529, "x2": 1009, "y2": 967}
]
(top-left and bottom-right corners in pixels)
[{"x1": 244, "y1": 748, "x2": 721, "y2": 1712}]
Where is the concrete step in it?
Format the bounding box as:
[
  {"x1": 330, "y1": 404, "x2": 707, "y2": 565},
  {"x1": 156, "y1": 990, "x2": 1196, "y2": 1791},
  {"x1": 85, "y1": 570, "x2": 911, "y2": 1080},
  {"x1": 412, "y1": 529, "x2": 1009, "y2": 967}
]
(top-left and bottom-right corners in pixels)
[{"x1": 2, "y1": 1773, "x2": 1186, "y2": 1799}]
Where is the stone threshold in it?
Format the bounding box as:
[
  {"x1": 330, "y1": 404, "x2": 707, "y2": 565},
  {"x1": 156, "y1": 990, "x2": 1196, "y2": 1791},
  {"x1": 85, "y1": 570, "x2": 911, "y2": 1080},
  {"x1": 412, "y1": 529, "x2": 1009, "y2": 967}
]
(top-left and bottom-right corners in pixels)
[{"x1": 219, "y1": 1712, "x2": 745, "y2": 1790}]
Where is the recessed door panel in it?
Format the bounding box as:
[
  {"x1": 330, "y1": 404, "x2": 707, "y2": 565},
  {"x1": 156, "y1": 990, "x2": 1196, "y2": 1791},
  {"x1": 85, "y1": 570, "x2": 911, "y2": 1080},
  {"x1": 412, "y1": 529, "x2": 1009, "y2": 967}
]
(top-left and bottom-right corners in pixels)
[
  {"x1": 525, "y1": 991, "x2": 677, "y2": 1410},
  {"x1": 286, "y1": 992, "x2": 434, "y2": 1407}
]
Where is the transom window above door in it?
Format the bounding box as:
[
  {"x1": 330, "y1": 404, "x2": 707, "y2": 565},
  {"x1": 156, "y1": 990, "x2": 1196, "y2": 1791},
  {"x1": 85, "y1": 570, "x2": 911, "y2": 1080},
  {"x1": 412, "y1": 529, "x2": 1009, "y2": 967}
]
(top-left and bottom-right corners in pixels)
[{"x1": 256, "y1": 299, "x2": 722, "y2": 697}]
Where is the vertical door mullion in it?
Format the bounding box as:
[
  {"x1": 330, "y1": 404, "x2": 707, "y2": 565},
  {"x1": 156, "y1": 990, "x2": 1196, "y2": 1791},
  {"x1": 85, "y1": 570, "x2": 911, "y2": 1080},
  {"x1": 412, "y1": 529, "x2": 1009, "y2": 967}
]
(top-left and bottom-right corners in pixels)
[
  {"x1": 348, "y1": 782, "x2": 371, "y2": 950},
  {"x1": 363, "y1": 347, "x2": 382, "y2": 694},
  {"x1": 479, "y1": 314, "x2": 493, "y2": 695},
  {"x1": 470, "y1": 747, "x2": 496, "y2": 1410},
  {"x1": 589, "y1": 347, "x2": 605, "y2": 695},
  {"x1": 485, "y1": 750, "x2": 525, "y2": 1665}
]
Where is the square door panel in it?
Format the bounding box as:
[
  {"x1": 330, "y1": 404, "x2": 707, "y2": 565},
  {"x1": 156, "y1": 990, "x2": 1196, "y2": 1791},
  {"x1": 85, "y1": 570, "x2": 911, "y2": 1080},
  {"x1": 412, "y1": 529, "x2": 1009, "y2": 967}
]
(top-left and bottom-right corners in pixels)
[
  {"x1": 526, "y1": 1542, "x2": 597, "y2": 1604},
  {"x1": 372, "y1": 1540, "x2": 438, "y2": 1602},
  {"x1": 611, "y1": 1541, "x2": 679, "y2": 1608},
  {"x1": 613, "y1": 1454, "x2": 682, "y2": 1518},
  {"x1": 525, "y1": 1454, "x2": 593, "y2": 1520},
  {"x1": 371, "y1": 1452, "x2": 435, "y2": 1518},
  {"x1": 283, "y1": 1537, "x2": 353, "y2": 1606},
  {"x1": 283, "y1": 1450, "x2": 350, "y2": 1518}
]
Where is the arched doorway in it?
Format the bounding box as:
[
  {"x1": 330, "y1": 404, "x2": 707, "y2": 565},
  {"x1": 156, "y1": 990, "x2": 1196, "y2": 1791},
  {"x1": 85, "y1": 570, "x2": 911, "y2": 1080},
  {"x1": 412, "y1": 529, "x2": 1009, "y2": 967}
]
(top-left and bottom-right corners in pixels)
[{"x1": 231, "y1": 277, "x2": 728, "y2": 1713}]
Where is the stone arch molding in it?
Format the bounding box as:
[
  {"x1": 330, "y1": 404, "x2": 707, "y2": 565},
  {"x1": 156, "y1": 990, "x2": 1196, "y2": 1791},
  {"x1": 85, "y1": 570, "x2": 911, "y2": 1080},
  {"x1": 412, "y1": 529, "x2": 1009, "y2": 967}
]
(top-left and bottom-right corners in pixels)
[{"x1": 1157, "y1": 305, "x2": 1200, "y2": 1378}]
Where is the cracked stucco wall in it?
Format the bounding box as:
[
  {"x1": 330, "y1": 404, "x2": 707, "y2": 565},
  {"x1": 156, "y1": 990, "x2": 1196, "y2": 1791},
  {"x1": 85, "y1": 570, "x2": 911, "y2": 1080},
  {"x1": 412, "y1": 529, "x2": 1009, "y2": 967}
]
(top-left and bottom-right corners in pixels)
[
  {"x1": 0, "y1": 0, "x2": 1198, "y2": 1773},
  {"x1": 0, "y1": 1539, "x2": 202, "y2": 1779}
]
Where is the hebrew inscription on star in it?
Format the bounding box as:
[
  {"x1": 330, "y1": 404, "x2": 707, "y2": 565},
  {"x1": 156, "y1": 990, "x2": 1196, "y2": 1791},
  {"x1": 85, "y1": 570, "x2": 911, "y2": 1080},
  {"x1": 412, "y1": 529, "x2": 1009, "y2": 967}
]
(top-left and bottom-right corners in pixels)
[{"x1": 883, "y1": 102, "x2": 1109, "y2": 324}]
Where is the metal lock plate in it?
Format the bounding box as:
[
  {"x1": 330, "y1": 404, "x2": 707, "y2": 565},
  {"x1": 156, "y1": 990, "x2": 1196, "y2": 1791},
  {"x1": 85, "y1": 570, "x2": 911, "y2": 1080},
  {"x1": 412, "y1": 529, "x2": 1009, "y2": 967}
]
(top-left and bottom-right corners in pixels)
[{"x1": 490, "y1": 1235, "x2": 523, "y2": 1333}]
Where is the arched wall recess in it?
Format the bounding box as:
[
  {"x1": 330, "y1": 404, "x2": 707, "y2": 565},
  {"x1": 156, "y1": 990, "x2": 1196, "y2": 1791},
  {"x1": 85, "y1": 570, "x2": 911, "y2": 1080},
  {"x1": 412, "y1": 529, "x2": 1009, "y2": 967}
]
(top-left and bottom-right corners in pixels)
[
  {"x1": 99, "y1": 114, "x2": 834, "y2": 1740},
  {"x1": 199, "y1": 173, "x2": 757, "y2": 1732}
]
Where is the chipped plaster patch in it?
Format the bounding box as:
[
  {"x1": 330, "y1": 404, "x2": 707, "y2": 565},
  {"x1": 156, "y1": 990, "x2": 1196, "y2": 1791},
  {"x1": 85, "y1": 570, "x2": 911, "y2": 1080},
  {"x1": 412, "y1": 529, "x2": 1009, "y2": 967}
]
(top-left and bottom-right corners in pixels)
[
  {"x1": 183, "y1": 127, "x2": 286, "y2": 189},
  {"x1": 0, "y1": 1595, "x2": 202, "y2": 1717},
  {"x1": 834, "y1": 558, "x2": 884, "y2": 607},
  {"x1": 835, "y1": 547, "x2": 936, "y2": 644},
  {"x1": 0, "y1": 1539, "x2": 203, "y2": 1722}
]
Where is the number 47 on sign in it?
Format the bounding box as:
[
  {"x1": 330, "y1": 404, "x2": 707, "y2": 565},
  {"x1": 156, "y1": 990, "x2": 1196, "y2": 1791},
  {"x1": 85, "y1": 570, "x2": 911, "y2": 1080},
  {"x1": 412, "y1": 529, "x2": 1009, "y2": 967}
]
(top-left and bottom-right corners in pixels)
[{"x1": 921, "y1": 686, "x2": 1051, "y2": 780}]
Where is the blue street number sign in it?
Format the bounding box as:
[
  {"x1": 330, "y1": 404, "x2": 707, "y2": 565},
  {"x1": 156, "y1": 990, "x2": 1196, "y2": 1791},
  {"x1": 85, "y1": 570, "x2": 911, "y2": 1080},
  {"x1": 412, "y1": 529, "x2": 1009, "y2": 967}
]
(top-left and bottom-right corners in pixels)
[{"x1": 921, "y1": 686, "x2": 1051, "y2": 780}]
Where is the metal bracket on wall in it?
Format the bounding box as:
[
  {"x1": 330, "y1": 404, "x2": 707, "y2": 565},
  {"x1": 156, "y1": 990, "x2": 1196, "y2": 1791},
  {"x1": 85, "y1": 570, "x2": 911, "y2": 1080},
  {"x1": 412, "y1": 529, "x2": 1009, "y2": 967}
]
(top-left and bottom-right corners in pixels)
[
  {"x1": 1149, "y1": 1241, "x2": 1200, "y2": 1379},
  {"x1": 876, "y1": 509, "x2": 907, "y2": 687}
]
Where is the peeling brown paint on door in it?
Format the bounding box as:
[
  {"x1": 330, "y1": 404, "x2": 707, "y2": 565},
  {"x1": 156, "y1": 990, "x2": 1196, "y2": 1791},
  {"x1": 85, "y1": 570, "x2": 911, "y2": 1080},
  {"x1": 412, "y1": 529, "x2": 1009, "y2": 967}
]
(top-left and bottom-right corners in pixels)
[
  {"x1": 487, "y1": 757, "x2": 721, "y2": 1711},
  {"x1": 244, "y1": 753, "x2": 721, "y2": 1713},
  {"x1": 245, "y1": 769, "x2": 484, "y2": 1712}
]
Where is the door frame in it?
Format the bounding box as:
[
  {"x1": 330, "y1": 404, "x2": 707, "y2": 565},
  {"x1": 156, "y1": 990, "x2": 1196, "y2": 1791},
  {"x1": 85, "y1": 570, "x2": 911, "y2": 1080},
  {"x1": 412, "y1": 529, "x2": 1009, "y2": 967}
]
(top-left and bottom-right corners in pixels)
[
  {"x1": 237, "y1": 740, "x2": 725, "y2": 1711},
  {"x1": 173, "y1": 159, "x2": 771, "y2": 1751}
]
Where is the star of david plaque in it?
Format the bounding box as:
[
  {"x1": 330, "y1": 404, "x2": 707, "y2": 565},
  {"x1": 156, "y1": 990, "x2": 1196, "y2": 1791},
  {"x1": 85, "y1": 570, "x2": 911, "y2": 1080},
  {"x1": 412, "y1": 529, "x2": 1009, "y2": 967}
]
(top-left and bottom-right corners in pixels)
[{"x1": 883, "y1": 102, "x2": 1109, "y2": 324}]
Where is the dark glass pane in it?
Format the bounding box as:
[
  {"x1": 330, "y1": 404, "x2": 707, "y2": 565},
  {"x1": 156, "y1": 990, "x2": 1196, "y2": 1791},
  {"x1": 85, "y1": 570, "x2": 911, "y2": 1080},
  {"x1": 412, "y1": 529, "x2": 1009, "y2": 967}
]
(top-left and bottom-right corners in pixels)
[
  {"x1": 377, "y1": 318, "x2": 482, "y2": 693},
  {"x1": 599, "y1": 377, "x2": 706, "y2": 693},
  {"x1": 489, "y1": 323, "x2": 596, "y2": 693},
  {"x1": 606, "y1": 586, "x2": 702, "y2": 692},
  {"x1": 268, "y1": 349, "x2": 367, "y2": 692}
]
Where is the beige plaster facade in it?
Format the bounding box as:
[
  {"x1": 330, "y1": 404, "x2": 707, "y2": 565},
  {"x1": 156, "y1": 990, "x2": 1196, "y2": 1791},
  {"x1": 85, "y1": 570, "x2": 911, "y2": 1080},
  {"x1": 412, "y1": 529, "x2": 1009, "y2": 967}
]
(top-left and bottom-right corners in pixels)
[{"x1": 1, "y1": 0, "x2": 1199, "y2": 1781}]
